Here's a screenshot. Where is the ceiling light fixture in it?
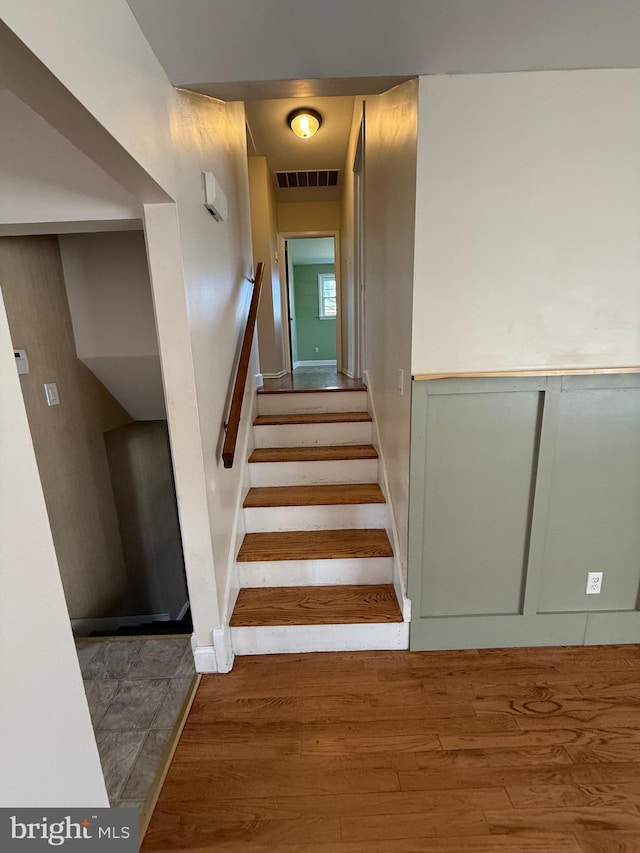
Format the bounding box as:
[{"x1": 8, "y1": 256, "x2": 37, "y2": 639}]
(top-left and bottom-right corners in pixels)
[{"x1": 287, "y1": 108, "x2": 322, "y2": 139}]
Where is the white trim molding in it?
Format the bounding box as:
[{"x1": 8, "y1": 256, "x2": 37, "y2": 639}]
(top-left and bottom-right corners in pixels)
[
  {"x1": 191, "y1": 628, "x2": 234, "y2": 673},
  {"x1": 364, "y1": 369, "x2": 412, "y2": 624},
  {"x1": 294, "y1": 360, "x2": 337, "y2": 368},
  {"x1": 260, "y1": 369, "x2": 287, "y2": 379}
]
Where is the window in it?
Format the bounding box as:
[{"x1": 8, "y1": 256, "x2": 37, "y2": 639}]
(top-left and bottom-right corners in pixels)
[{"x1": 318, "y1": 273, "x2": 337, "y2": 319}]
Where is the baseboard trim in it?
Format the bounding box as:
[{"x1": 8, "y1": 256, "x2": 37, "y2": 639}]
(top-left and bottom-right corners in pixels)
[
  {"x1": 261, "y1": 369, "x2": 288, "y2": 379},
  {"x1": 294, "y1": 360, "x2": 336, "y2": 368},
  {"x1": 341, "y1": 368, "x2": 356, "y2": 379},
  {"x1": 71, "y1": 612, "x2": 170, "y2": 638},
  {"x1": 191, "y1": 628, "x2": 234, "y2": 673},
  {"x1": 364, "y1": 369, "x2": 411, "y2": 623}
]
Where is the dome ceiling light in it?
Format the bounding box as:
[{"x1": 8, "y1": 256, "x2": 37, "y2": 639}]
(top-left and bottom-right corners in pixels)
[{"x1": 287, "y1": 108, "x2": 322, "y2": 139}]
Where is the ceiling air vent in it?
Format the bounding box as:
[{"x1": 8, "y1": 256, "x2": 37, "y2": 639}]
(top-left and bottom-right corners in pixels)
[{"x1": 275, "y1": 170, "x2": 340, "y2": 189}]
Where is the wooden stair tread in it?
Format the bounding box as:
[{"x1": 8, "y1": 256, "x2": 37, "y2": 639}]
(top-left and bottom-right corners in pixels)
[
  {"x1": 237, "y1": 528, "x2": 393, "y2": 561},
  {"x1": 249, "y1": 445, "x2": 378, "y2": 463},
  {"x1": 254, "y1": 411, "x2": 372, "y2": 426},
  {"x1": 244, "y1": 484, "x2": 385, "y2": 508},
  {"x1": 230, "y1": 584, "x2": 402, "y2": 626}
]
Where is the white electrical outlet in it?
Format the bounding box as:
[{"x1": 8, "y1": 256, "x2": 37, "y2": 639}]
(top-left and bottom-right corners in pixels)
[{"x1": 586, "y1": 571, "x2": 603, "y2": 595}]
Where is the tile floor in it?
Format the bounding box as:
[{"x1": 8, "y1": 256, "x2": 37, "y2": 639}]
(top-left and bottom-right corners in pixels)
[{"x1": 76, "y1": 637, "x2": 196, "y2": 810}]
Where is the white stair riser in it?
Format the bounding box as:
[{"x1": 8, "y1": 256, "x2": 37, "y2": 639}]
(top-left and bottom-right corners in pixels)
[
  {"x1": 232, "y1": 622, "x2": 409, "y2": 655},
  {"x1": 249, "y1": 458, "x2": 378, "y2": 487},
  {"x1": 244, "y1": 502, "x2": 387, "y2": 532},
  {"x1": 237, "y1": 556, "x2": 394, "y2": 587},
  {"x1": 257, "y1": 390, "x2": 367, "y2": 415},
  {"x1": 254, "y1": 421, "x2": 372, "y2": 448}
]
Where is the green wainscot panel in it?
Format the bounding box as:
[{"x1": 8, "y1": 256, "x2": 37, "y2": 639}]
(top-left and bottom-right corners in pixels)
[
  {"x1": 410, "y1": 379, "x2": 542, "y2": 619},
  {"x1": 408, "y1": 374, "x2": 640, "y2": 652},
  {"x1": 537, "y1": 380, "x2": 640, "y2": 614}
]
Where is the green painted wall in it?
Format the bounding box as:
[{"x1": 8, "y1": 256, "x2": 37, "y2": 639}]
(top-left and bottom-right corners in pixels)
[
  {"x1": 408, "y1": 374, "x2": 640, "y2": 650},
  {"x1": 292, "y1": 263, "x2": 336, "y2": 362}
]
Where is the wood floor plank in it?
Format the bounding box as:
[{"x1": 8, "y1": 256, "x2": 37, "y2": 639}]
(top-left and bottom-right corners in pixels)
[
  {"x1": 143, "y1": 646, "x2": 640, "y2": 853},
  {"x1": 230, "y1": 584, "x2": 402, "y2": 626},
  {"x1": 146, "y1": 787, "x2": 511, "y2": 822},
  {"x1": 574, "y1": 830, "x2": 640, "y2": 852},
  {"x1": 485, "y1": 806, "x2": 640, "y2": 834},
  {"x1": 507, "y1": 781, "x2": 640, "y2": 809},
  {"x1": 254, "y1": 411, "x2": 372, "y2": 425},
  {"x1": 237, "y1": 528, "x2": 392, "y2": 562},
  {"x1": 249, "y1": 444, "x2": 377, "y2": 462},
  {"x1": 340, "y1": 809, "x2": 490, "y2": 842},
  {"x1": 145, "y1": 832, "x2": 583, "y2": 853},
  {"x1": 243, "y1": 483, "x2": 385, "y2": 508}
]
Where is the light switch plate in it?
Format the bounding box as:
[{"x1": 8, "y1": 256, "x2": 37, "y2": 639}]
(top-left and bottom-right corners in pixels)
[
  {"x1": 44, "y1": 382, "x2": 60, "y2": 406},
  {"x1": 14, "y1": 349, "x2": 29, "y2": 375}
]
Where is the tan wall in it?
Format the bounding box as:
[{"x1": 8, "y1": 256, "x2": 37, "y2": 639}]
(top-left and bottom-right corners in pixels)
[
  {"x1": 0, "y1": 235, "x2": 133, "y2": 619},
  {"x1": 340, "y1": 99, "x2": 365, "y2": 377},
  {"x1": 363, "y1": 79, "x2": 419, "y2": 583},
  {"x1": 248, "y1": 156, "x2": 285, "y2": 376},
  {"x1": 277, "y1": 201, "x2": 341, "y2": 233}
]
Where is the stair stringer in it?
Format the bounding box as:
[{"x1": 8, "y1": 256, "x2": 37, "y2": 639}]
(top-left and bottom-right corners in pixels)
[
  {"x1": 364, "y1": 370, "x2": 412, "y2": 623},
  {"x1": 193, "y1": 372, "x2": 260, "y2": 674}
]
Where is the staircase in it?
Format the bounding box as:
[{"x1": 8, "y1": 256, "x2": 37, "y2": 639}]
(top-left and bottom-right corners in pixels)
[{"x1": 229, "y1": 382, "x2": 409, "y2": 655}]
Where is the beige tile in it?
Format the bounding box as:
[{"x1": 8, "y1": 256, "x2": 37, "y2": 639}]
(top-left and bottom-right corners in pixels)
[
  {"x1": 151, "y1": 677, "x2": 193, "y2": 729},
  {"x1": 76, "y1": 641, "x2": 101, "y2": 673},
  {"x1": 83, "y1": 679, "x2": 119, "y2": 727},
  {"x1": 121, "y1": 730, "x2": 172, "y2": 801},
  {"x1": 128, "y1": 639, "x2": 189, "y2": 679},
  {"x1": 80, "y1": 641, "x2": 144, "y2": 680},
  {"x1": 116, "y1": 800, "x2": 144, "y2": 812},
  {"x1": 96, "y1": 730, "x2": 146, "y2": 802},
  {"x1": 174, "y1": 645, "x2": 196, "y2": 678},
  {"x1": 98, "y1": 679, "x2": 169, "y2": 731}
]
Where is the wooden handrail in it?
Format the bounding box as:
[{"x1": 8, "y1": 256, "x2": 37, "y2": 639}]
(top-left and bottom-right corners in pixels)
[{"x1": 222, "y1": 262, "x2": 264, "y2": 469}]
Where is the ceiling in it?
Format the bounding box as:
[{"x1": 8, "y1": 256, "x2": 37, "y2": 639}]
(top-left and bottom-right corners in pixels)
[
  {"x1": 127, "y1": 0, "x2": 640, "y2": 205},
  {"x1": 287, "y1": 237, "x2": 335, "y2": 265},
  {"x1": 127, "y1": 0, "x2": 640, "y2": 92},
  {"x1": 245, "y1": 96, "x2": 355, "y2": 202}
]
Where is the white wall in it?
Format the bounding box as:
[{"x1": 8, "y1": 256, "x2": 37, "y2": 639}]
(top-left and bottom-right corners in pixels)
[
  {"x1": 0, "y1": 294, "x2": 108, "y2": 808},
  {"x1": 413, "y1": 70, "x2": 640, "y2": 375},
  {"x1": 363, "y1": 79, "x2": 418, "y2": 582},
  {"x1": 1, "y1": 0, "x2": 255, "y2": 677},
  {"x1": 0, "y1": 89, "x2": 141, "y2": 233},
  {"x1": 60, "y1": 231, "x2": 165, "y2": 420},
  {"x1": 248, "y1": 156, "x2": 285, "y2": 376}
]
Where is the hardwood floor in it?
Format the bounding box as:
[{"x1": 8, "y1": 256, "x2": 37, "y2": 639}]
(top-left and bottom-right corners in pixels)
[
  {"x1": 260, "y1": 368, "x2": 366, "y2": 394},
  {"x1": 143, "y1": 645, "x2": 640, "y2": 852}
]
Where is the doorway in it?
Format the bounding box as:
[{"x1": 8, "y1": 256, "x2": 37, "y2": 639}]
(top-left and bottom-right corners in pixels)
[{"x1": 282, "y1": 234, "x2": 339, "y2": 371}]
